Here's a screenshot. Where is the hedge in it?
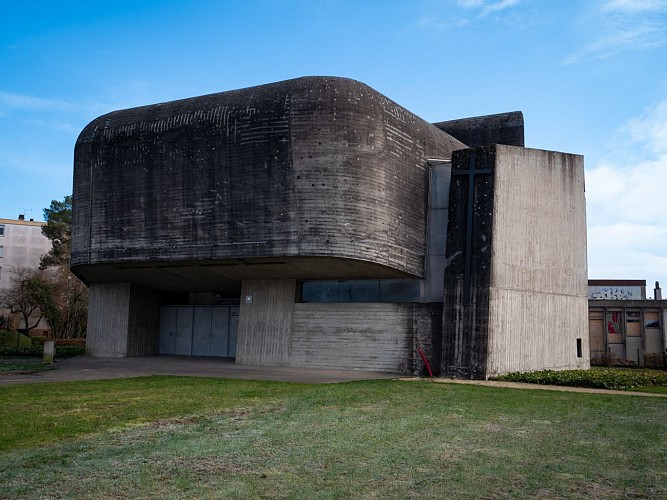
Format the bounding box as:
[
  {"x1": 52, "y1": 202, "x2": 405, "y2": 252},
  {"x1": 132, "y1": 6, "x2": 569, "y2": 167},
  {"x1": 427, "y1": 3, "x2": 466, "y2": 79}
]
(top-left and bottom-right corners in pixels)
[
  {"x1": 495, "y1": 368, "x2": 667, "y2": 390},
  {"x1": 0, "y1": 345, "x2": 85, "y2": 359}
]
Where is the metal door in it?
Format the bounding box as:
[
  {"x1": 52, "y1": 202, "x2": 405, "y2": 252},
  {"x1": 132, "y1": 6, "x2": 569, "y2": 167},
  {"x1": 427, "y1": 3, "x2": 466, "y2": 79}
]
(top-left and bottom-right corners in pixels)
[
  {"x1": 174, "y1": 306, "x2": 194, "y2": 355},
  {"x1": 192, "y1": 307, "x2": 213, "y2": 356},
  {"x1": 158, "y1": 306, "x2": 178, "y2": 355},
  {"x1": 210, "y1": 307, "x2": 230, "y2": 357},
  {"x1": 159, "y1": 305, "x2": 238, "y2": 357}
]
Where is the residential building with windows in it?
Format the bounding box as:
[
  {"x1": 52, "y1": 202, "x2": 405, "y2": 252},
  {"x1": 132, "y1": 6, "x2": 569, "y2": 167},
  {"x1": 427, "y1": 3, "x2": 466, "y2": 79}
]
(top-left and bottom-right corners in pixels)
[
  {"x1": 0, "y1": 215, "x2": 52, "y2": 335},
  {"x1": 0, "y1": 215, "x2": 52, "y2": 290}
]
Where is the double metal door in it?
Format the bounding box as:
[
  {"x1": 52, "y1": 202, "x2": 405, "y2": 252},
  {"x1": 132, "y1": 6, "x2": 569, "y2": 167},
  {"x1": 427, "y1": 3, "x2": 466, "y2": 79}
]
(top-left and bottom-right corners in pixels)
[{"x1": 159, "y1": 305, "x2": 239, "y2": 357}]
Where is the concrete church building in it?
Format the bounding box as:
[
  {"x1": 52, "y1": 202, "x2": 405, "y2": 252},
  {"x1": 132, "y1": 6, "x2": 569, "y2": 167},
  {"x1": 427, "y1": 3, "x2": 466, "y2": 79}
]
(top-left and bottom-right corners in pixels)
[{"x1": 72, "y1": 76, "x2": 589, "y2": 378}]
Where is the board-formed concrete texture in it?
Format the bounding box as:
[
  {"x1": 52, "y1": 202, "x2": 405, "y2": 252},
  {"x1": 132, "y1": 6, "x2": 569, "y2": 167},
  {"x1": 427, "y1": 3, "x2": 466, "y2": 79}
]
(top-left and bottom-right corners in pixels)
[
  {"x1": 73, "y1": 76, "x2": 465, "y2": 288},
  {"x1": 434, "y1": 111, "x2": 525, "y2": 148},
  {"x1": 73, "y1": 76, "x2": 589, "y2": 378},
  {"x1": 441, "y1": 145, "x2": 589, "y2": 377}
]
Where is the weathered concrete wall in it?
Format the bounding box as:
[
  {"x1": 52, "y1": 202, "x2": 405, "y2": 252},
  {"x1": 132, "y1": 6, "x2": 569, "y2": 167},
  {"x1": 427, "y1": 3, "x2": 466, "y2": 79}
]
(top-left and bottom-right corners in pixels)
[
  {"x1": 487, "y1": 146, "x2": 589, "y2": 375},
  {"x1": 86, "y1": 282, "x2": 160, "y2": 357},
  {"x1": 87, "y1": 283, "x2": 130, "y2": 357},
  {"x1": 291, "y1": 303, "x2": 440, "y2": 373},
  {"x1": 72, "y1": 77, "x2": 465, "y2": 291},
  {"x1": 433, "y1": 111, "x2": 524, "y2": 148},
  {"x1": 236, "y1": 279, "x2": 296, "y2": 365},
  {"x1": 411, "y1": 303, "x2": 442, "y2": 375},
  {"x1": 126, "y1": 285, "x2": 161, "y2": 356},
  {"x1": 442, "y1": 145, "x2": 589, "y2": 378}
]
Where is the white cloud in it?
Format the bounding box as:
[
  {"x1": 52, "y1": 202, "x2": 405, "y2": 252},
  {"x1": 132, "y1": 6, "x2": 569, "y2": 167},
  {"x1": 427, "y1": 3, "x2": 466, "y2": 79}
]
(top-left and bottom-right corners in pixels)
[
  {"x1": 586, "y1": 100, "x2": 667, "y2": 287},
  {"x1": 627, "y1": 100, "x2": 667, "y2": 155},
  {"x1": 587, "y1": 156, "x2": 667, "y2": 225}
]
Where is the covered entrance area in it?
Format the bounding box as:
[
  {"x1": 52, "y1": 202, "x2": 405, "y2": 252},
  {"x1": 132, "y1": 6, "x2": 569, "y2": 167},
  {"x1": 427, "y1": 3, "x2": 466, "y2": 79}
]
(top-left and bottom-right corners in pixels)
[{"x1": 158, "y1": 305, "x2": 239, "y2": 358}]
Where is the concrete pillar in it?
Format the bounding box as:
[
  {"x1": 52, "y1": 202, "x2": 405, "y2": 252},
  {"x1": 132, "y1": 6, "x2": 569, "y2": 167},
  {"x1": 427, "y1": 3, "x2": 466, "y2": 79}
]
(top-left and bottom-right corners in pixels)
[
  {"x1": 235, "y1": 279, "x2": 296, "y2": 366},
  {"x1": 43, "y1": 340, "x2": 55, "y2": 363},
  {"x1": 86, "y1": 283, "x2": 160, "y2": 357}
]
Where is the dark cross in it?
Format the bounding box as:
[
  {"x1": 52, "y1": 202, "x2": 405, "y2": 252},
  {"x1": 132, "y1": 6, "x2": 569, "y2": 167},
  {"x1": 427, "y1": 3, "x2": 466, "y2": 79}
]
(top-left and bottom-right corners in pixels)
[{"x1": 451, "y1": 153, "x2": 492, "y2": 305}]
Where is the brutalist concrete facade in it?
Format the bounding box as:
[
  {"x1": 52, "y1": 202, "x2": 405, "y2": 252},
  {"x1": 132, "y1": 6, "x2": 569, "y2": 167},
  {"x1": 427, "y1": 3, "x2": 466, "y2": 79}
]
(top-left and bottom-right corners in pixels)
[
  {"x1": 72, "y1": 76, "x2": 589, "y2": 378},
  {"x1": 442, "y1": 146, "x2": 589, "y2": 377}
]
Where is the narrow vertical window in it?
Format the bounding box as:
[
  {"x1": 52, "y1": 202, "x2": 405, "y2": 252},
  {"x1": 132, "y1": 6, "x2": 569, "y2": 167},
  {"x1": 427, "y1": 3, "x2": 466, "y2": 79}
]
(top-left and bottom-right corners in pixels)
[{"x1": 576, "y1": 338, "x2": 583, "y2": 358}]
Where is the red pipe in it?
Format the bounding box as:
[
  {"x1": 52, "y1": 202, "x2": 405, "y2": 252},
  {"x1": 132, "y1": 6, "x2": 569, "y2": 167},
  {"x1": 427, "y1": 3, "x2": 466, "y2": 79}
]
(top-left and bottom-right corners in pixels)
[{"x1": 417, "y1": 346, "x2": 433, "y2": 377}]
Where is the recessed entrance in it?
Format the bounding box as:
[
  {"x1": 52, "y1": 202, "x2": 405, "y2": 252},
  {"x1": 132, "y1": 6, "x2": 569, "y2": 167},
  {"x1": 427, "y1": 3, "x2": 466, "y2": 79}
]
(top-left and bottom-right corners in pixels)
[{"x1": 158, "y1": 305, "x2": 239, "y2": 357}]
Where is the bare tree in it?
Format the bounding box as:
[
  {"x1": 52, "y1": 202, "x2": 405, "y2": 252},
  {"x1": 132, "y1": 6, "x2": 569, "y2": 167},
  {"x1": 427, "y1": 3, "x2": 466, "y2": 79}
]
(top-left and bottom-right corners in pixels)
[
  {"x1": 0, "y1": 266, "x2": 49, "y2": 336},
  {"x1": 38, "y1": 267, "x2": 88, "y2": 339}
]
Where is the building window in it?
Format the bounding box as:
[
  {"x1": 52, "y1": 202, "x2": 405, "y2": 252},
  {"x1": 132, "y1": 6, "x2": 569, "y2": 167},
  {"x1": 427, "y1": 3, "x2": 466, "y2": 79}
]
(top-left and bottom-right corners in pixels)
[
  {"x1": 300, "y1": 279, "x2": 422, "y2": 303},
  {"x1": 607, "y1": 310, "x2": 623, "y2": 335},
  {"x1": 645, "y1": 311, "x2": 660, "y2": 328},
  {"x1": 0, "y1": 245, "x2": 3, "y2": 258},
  {"x1": 626, "y1": 310, "x2": 641, "y2": 336},
  {"x1": 0, "y1": 224, "x2": 4, "y2": 236}
]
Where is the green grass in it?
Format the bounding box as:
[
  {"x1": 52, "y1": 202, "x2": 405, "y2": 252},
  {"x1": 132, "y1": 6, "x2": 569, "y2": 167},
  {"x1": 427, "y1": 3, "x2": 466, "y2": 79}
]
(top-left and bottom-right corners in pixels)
[{"x1": 1, "y1": 377, "x2": 666, "y2": 499}]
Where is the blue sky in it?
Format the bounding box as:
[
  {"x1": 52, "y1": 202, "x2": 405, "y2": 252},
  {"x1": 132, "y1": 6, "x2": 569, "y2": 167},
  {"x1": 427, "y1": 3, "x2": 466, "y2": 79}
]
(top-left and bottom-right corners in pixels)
[{"x1": 1, "y1": 0, "x2": 666, "y2": 292}]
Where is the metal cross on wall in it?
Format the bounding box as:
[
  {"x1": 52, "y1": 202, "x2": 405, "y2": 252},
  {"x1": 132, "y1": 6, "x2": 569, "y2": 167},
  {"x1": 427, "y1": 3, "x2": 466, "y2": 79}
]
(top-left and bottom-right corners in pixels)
[{"x1": 452, "y1": 153, "x2": 492, "y2": 305}]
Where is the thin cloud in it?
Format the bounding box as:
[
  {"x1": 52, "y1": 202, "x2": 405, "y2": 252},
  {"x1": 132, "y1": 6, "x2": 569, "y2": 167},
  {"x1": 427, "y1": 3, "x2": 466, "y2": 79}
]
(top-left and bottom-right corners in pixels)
[
  {"x1": 565, "y1": 22, "x2": 667, "y2": 63},
  {"x1": 457, "y1": 0, "x2": 520, "y2": 17},
  {"x1": 0, "y1": 91, "x2": 76, "y2": 112},
  {"x1": 564, "y1": 2, "x2": 667, "y2": 64},
  {"x1": 21, "y1": 118, "x2": 80, "y2": 134},
  {"x1": 0, "y1": 90, "x2": 115, "y2": 119},
  {"x1": 603, "y1": 0, "x2": 667, "y2": 13},
  {"x1": 627, "y1": 100, "x2": 667, "y2": 155},
  {"x1": 414, "y1": 0, "x2": 520, "y2": 30}
]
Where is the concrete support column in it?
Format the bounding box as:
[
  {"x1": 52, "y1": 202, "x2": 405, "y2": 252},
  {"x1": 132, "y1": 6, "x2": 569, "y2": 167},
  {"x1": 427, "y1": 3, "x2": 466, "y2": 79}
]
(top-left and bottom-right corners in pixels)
[
  {"x1": 86, "y1": 282, "x2": 160, "y2": 357},
  {"x1": 235, "y1": 279, "x2": 296, "y2": 366}
]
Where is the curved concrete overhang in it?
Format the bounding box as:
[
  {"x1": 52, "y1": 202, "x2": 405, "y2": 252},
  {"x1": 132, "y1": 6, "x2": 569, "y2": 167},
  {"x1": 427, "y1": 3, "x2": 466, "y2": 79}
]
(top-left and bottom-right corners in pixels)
[{"x1": 72, "y1": 76, "x2": 465, "y2": 286}]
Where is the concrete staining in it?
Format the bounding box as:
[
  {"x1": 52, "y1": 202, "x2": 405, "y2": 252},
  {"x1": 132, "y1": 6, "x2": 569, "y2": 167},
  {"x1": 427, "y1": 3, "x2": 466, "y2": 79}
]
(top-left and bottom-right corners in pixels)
[
  {"x1": 73, "y1": 77, "x2": 464, "y2": 291},
  {"x1": 73, "y1": 76, "x2": 589, "y2": 378},
  {"x1": 442, "y1": 146, "x2": 588, "y2": 378}
]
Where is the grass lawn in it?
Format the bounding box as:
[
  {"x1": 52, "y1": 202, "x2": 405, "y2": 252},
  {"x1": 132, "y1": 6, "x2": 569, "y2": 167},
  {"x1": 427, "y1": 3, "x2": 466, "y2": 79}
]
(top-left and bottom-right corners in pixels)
[
  {"x1": 0, "y1": 356, "x2": 53, "y2": 374},
  {"x1": 1, "y1": 377, "x2": 666, "y2": 499}
]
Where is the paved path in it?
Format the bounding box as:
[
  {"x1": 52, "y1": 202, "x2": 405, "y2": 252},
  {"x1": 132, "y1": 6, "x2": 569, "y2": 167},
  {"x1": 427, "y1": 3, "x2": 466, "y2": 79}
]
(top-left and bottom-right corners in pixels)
[
  {"x1": 0, "y1": 355, "x2": 397, "y2": 386},
  {"x1": 402, "y1": 377, "x2": 667, "y2": 398},
  {"x1": 2, "y1": 357, "x2": 666, "y2": 398}
]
